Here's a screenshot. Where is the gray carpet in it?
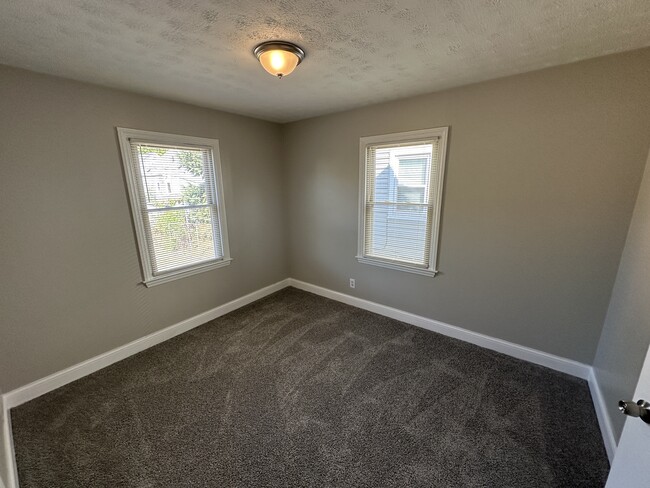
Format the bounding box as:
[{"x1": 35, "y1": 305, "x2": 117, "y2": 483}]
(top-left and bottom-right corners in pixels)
[{"x1": 11, "y1": 287, "x2": 609, "y2": 487}]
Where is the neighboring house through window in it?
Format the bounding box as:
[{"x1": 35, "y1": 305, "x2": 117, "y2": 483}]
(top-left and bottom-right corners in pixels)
[
  {"x1": 117, "y1": 128, "x2": 231, "y2": 286},
  {"x1": 357, "y1": 127, "x2": 449, "y2": 276}
]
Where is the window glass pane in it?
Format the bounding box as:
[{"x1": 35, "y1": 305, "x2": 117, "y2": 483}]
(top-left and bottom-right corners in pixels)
[
  {"x1": 137, "y1": 145, "x2": 208, "y2": 208},
  {"x1": 397, "y1": 186, "x2": 425, "y2": 204},
  {"x1": 148, "y1": 206, "x2": 219, "y2": 273},
  {"x1": 370, "y1": 145, "x2": 431, "y2": 203},
  {"x1": 364, "y1": 141, "x2": 436, "y2": 267},
  {"x1": 398, "y1": 157, "x2": 428, "y2": 185},
  {"x1": 396, "y1": 156, "x2": 429, "y2": 204},
  {"x1": 366, "y1": 203, "x2": 429, "y2": 264}
]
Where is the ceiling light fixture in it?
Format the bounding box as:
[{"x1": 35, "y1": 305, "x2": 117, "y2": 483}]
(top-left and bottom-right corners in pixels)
[{"x1": 254, "y1": 41, "x2": 305, "y2": 79}]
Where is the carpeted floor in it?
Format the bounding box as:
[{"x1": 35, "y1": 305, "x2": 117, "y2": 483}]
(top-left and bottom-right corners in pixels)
[{"x1": 11, "y1": 287, "x2": 609, "y2": 487}]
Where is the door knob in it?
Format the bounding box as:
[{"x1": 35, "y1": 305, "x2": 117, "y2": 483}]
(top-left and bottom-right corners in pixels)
[{"x1": 619, "y1": 399, "x2": 650, "y2": 424}]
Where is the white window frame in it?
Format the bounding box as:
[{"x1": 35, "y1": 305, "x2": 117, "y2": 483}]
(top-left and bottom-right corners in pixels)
[
  {"x1": 357, "y1": 127, "x2": 449, "y2": 277},
  {"x1": 117, "y1": 128, "x2": 232, "y2": 287}
]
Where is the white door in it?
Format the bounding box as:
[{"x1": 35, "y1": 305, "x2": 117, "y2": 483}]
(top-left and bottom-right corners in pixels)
[{"x1": 606, "y1": 345, "x2": 650, "y2": 486}]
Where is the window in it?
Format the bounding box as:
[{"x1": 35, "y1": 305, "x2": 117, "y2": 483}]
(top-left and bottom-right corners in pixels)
[
  {"x1": 117, "y1": 128, "x2": 231, "y2": 286},
  {"x1": 357, "y1": 127, "x2": 448, "y2": 276}
]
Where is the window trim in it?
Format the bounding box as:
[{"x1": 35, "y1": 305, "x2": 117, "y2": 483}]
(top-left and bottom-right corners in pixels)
[
  {"x1": 356, "y1": 127, "x2": 449, "y2": 277},
  {"x1": 117, "y1": 128, "x2": 231, "y2": 287}
]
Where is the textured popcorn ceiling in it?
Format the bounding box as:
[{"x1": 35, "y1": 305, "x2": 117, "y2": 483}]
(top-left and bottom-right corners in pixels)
[{"x1": 1, "y1": 0, "x2": 649, "y2": 122}]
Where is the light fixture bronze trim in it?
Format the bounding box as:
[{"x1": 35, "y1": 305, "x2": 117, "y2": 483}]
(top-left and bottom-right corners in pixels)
[{"x1": 253, "y1": 41, "x2": 306, "y2": 78}]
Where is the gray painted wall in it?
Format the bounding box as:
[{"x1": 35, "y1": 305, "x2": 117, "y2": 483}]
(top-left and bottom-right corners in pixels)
[
  {"x1": 0, "y1": 65, "x2": 288, "y2": 392},
  {"x1": 283, "y1": 49, "x2": 650, "y2": 364},
  {"x1": 593, "y1": 149, "x2": 650, "y2": 442},
  {"x1": 2, "y1": 49, "x2": 650, "y2": 397}
]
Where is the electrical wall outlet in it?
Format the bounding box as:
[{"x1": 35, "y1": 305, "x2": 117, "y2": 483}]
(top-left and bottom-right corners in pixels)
[{"x1": 349, "y1": 278, "x2": 356, "y2": 289}]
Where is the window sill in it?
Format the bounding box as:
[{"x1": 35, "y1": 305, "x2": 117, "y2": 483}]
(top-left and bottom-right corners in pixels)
[
  {"x1": 143, "y1": 258, "x2": 232, "y2": 287},
  {"x1": 356, "y1": 256, "x2": 438, "y2": 277}
]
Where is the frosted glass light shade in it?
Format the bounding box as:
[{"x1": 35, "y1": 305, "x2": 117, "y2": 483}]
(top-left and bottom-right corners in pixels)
[
  {"x1": 258, "y1": 50, "x2": 300, "y2": 77},
  {"x1": 254, "y1": 41, "x2": 305, "y2": 78}
]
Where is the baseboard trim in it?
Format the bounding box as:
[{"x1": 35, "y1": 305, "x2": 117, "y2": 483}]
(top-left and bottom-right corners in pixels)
[
  {"x1": 1, "y1": 394, "x2": 17, "y2": 488},
  {"x1": 588, "y1": 369, "x2": 617, "y2": 463},
  {"x1": 2, "y1": 279, "x2": 290, "y2": 411},
  {"x1": 288, "y1": 278, "x2": 591, "y2": 380}
]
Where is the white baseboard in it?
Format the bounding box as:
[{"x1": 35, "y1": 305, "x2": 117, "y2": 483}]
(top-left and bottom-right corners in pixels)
[
  {"x1": 288, "y1": 279, "x2": 592, "y2": 380},
  {"x1": 3, "y1": 279, "x2": 290, "y2": 410},
  {"x1": 1, "y1": 394, "x2": 17, "y2": 488},
  {"x1": 588, "y1": 369, "x2": 617, "y2": 463}
]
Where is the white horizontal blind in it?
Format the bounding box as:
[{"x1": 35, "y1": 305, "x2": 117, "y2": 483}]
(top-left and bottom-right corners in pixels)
[
  {"x1": 129, "y1": 141, "x2": 224, "y2": 275},
  {"x1": 364, "y1": 139, "x2": 439, "y2": 267}
]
